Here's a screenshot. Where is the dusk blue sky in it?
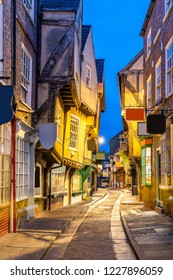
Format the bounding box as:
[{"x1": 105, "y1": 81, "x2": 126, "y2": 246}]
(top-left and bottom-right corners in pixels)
[{"x1": 83, "y1": 0, "x2": 151, "y2": 152}]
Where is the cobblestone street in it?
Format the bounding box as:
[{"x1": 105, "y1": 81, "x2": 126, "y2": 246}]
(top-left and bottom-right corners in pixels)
[{"x1": 43, "y1": 190, "x2": 136, "y2": 260}]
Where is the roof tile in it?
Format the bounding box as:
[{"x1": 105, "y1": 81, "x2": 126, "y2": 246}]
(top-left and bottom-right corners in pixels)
[
  {"x1": 95, "y1": 59, "x2": 105, "y2": 83},
  {"x1": 82, "y1": 25, "x2": 91, "y2": 51},
  {"x1": 40, "y1": 0, "x2": 81, "y2": 11}
]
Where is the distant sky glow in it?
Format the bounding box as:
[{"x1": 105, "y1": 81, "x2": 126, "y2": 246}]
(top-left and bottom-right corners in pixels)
[{"x1": 83, "y1": 0, "x2": 150, "y2": 152}]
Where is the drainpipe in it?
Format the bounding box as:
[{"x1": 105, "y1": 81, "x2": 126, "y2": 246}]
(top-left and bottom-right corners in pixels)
[{"x1": 11, "y1": 0, "x2": 16, "y2": 232}]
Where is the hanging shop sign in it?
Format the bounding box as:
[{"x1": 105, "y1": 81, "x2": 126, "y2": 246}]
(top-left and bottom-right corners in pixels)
[
  {"x1": 0, "y1": 86, "x2": 14, "y2": 125},
  {"x1": 87, "y1": 138, "x2": 97, "y2": 151},
  {"x1": 137, "y1": 122, "x2": 150, "y2": 136},
  {"x1": 39, "y1": 123, "x2": 58, "y2": 149},
  {"x1": 146, "y1": 114, "x2": 166, "y2": 134},
  {"x1": 125, "y1": 108, "x2": 145, "y2": 121}
]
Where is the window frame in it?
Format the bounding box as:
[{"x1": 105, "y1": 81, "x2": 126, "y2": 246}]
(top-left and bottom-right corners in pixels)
[
  {"x1": 155, "y1": 58, "x2": 162, "y2": 102},
  {"x1": 21, "y1": 44, "x2": 32, "y2": 106},
  {"x1": 69, "y1": 114, "x2": 80, "y2": 150},
  {"x1": 23, "y1": 0, "x2": 35, "y2": 22},
  {"x1": 147, "y1": 75, "x2": 152, "y2": 109},
  {"x1": 165, "y1": 0, "x2": 171, "y2": 14},
  {"x1": 0, "y1": 124, "x2": 11, "y2": 205},
  {"x1": 57, "y1": 104, "x2": 62, "y2": 142},
  {"x1": 16, "y1": 137, "x2": 29, "y2": 201},
  {"x1": 147, "y1": 28, "x2": 152, "y2": 57},
  {"x1": 165, "y1": 37, "x2": 173, "y2": 98},
  {"x1": 141, "y1": 145, "x2": 152, "y2": 186},
  {"x1": 86, "y1": 65, "x2": 92, "y2": 88}
]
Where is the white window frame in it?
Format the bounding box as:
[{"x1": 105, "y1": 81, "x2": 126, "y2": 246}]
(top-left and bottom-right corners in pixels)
[
  {"x1": 16, "y1": 137, "x2": 29, "y2": 201},
  {"x1": 0, "y1": 124, "x2": 11, "y2": 205},
  {"x1": 161, "y1": 125, "x2": 171, "y2": 186},
  {"x1": 165, "y1": 37, "x2": 173, "y2": 98},
  {"x1": 147, "y1": 75, "x2": 152, "y2": 109},
  {"x1": 155, "y1": 58, "x2": 161, "y2": 102},
  {"x1": 165, "y1": 0, "x2": 172, "y2": 14},
  {"x1": 57, "y1": 104, "x2": 62, "y2": 142},
  {"x1": 147, "y1": 28, "x2": 152, "y2": 57},
  {"x1": 21, "y1": 44, "x2": 32, "y2": 107},
  {"x1": 86, "y1": 65, "x2": 91, "y2": 87},
  {"x1": 23, "y1": 0, "x2": 35, "y2": 22},
  {"x1": 69, "y1": 114, "x2": 80, "y2": 150},
  {"x1": 0, "y1": 1, "x2": 3, "y2": 77}
]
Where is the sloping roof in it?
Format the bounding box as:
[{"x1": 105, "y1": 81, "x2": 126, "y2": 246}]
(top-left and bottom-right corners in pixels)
[
  {"x1": 40, "y1": 0, "x2": 81, "y2": 11},
  {"x1": 117, "y1": 49, "x2": 143, "y2": 74},
  {"x1": 82, "y1": 25, "x2": 91, "y2": 52},
  {"x1": 140, "y1": 0, "x2": 156, "y2": 36},
  {"x1": 95, "y1": 59, "x2": 105, "y2": 83}
]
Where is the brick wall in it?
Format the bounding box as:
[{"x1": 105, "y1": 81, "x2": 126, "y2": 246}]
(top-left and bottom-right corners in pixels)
[{"x1": 0, "y1": 205, "x2": 10, "y2": 237}]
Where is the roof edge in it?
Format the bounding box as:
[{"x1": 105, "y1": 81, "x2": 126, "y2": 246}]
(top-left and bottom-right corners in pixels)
[{"x1": 140, "y1": 0, "x2": 157, "y2": 37}]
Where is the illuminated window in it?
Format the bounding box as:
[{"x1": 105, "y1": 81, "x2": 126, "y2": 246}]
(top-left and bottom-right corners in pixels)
[
  {"x1": 161, "y1": 127, "x2": 171, "y2": 185},
  {"x1": 69, "y1": 115, "x2": 80, "y2": 149},
  {"x1": 141, "y1": 146, "x2": 152, "y2": 186},
  {"x1": 21, "y1": 45, "x2": 32, "y2": 106},
  {"x1": 0, "y1": 124, "x2": 11, "y2": 205},
  {"x1": 165, "y1": 37, "x2": 173, "y2": 97},
  {"x1": 147, "y1": 75, "x2": 152, "y2": 109},
  {"x1": 155, "y1": 58, "x2": 161, "y2": 102},
  {"x1": 86, "y1": 65, "x2": 91, "y2": 87},
  {"x1": 16, "y1": 137, "x2": 29, "y2": 200}
]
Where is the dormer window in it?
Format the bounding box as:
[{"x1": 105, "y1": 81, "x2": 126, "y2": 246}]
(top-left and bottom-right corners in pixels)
[
  {"x1": 86, "y1": 65, "x2": 91, "y2": 87},
  {"x1": 147, "y1": 28, "x2": 152, "y2": 57}
]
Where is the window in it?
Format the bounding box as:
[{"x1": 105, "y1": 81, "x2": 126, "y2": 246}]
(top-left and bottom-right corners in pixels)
[
  {"x1": 165, "y1": 37, "x2": 173, "y2": 97},
  {"x1": 51, "y1": 169, "x2": 65, "y2": 194},
  {"x1": 57, "y1": 105, "x2": 62, "y2": 141},
  {"x1": 147, "y1": 29, "x2": 151, "y2": 57},
  {"x1": 16, "y1": 137, "x2": 29, "y2": 200},
  {"x1": 161, "y1": 126, "x2": 171, "y2": 185},
  {"x1": 69, "y1": 115, "x2": 80, "y2": 149},
  {"x1": 23, "y1": 0, "x2": 34, "y2": 21},
  {"x1": 147, "y1": 75, "x2": 152, "y2": 109},
  {"x1": 0, "y1": 1, "x2": 3, "y2": 77},
  {"x1": 141, "y1": 146, "x2": 152, "y2": 186},
  {"x1": 165, "y1": 0, "x2": 171, "y2": 14},
  {"x1": 0, "y1": 124, "x2": 11, "y2": 205},
  {"x1": 86, "y1": 65, "x2": 91, "y2": 87},
  {"x1": 21, "y1": 45, "x2": 32, "y2": 106},
  {"x1": 155, "y1": 58, "x2": 161, "y2": 102},
  {"x1": 72, "y1": 174, "x2": 81, "y2": 192}
]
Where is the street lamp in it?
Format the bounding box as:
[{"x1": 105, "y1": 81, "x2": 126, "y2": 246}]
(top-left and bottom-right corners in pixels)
[{"x1": 98, "y1": 136, "x2": 105, "y2": 145}]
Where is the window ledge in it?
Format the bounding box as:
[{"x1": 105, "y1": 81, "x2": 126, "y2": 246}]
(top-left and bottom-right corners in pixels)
[
  {"x1": 159, "y1": 185, "x2": 173, "y2": 190},
  {"x1": 145, "y1": 51, "x2": 151, "y2": 62},
  {"x1": 153, "y1": 28, "x2": 161, "y2": 45},
  {"x1": 72, "y1": 191, "x2": 85, "y2": 196}
]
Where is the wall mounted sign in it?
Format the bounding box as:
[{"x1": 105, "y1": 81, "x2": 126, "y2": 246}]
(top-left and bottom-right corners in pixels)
[{"x1": 125, "y1": 108, "x2": 145, "y2": 121}]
